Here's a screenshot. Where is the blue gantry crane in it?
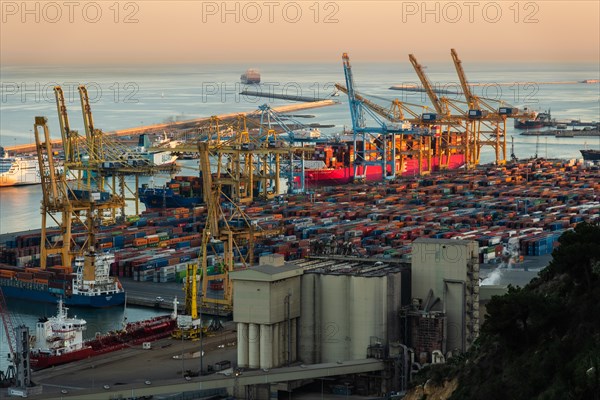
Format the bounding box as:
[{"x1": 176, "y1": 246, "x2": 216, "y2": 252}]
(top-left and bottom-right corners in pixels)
[{"x1": 341, "y1": 53, "x2": 427, "y2": 181}]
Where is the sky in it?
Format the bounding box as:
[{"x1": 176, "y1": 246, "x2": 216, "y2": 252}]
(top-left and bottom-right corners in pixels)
[{"x1": 0, "y1": 1, "x2": 599, "y2": 65}]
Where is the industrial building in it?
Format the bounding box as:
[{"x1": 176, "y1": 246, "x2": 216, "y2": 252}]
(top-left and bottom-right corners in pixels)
[
  {"x1": 229, "y1": 239, "x2": 480, "y2": 396},
  {"x1": 230, "y1": 257, "x2": 302, "y2": 370},
  {"x1": 409, "y1": 238, "x2": 480, "y2": 354},
  {"x1": 297, "y1": 257, "x2": 409, "y2": 364}
]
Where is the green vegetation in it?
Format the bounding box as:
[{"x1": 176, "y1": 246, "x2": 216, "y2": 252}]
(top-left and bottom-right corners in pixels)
[{"x1": 416, "y1": 222, "x2": 600, "y2": 400}]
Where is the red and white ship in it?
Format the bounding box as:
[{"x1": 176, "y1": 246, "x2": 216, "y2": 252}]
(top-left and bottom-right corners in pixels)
[{"x1": 30, "y1": 299, "x2": 177, "y2": 370}]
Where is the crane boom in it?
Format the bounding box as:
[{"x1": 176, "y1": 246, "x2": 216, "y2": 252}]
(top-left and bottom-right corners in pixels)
[
  {"x1": 451, "y1": 48, "x2": 479, "y2": 109},
  {"x1": 409, "y1": 54, "x2": 445, "y2": 115},
  {"x1": 335, "y1": 83, "x2": 404, "y2": 122},
  {"x1": 198, "y1": 142, "x2": 219, "y2": 238},
  {"x1": 335, "y1": 83, "x2": 429, "y2": 121},
  {"x1": 54, "y1": 86, "x2": 76, "y2": 164},
  {"x1": 342, "y1": 52, "x2": 365, "y2": 130},
  {"x1": 78, "y1": 85, "x2": 105, "y2": 165}
]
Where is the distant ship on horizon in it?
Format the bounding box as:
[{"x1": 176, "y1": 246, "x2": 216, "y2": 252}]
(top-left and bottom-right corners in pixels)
[{"x1": 241, "y1": 69, "x2": 260, "y2": 84}]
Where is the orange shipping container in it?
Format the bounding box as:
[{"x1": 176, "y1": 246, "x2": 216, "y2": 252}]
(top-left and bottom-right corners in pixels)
[{"x1": 134, "y1": 238, "x2": 148, "y2": 246}]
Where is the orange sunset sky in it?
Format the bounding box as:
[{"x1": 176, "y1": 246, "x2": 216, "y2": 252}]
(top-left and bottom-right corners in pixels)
[{"x1": 1, "y1": 1, "x2": 599, "y2": 65}]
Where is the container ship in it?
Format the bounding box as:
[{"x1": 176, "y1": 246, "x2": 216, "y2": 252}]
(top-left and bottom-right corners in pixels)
[
  {"x1": 0, "y1": 146, "x2": 41, "y2": 187},
  {"x1": 139, "y1": 176, "x2": 203, "y2": 210},
  {"x1": 293, "y1": 134, "x2": 466, "y2": 187},
  {"x1": 0, "y1": 251, "x2": 125, "y2": 307},
  {"x1": 30, "y1": 299, "x2": 177, "y2": 370}
]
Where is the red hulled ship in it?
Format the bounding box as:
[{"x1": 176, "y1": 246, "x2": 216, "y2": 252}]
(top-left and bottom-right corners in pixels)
[
  {"x1": 30, "y1": 299, "x2": 177, "y2": 370},
  {"x1": 293, "y1": 132, "x2": 466, "y2": 187}
]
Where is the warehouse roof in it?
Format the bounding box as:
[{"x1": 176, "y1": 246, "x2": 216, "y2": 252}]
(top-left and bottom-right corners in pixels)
[{"x1": 229, "y1": 263, "x2": 304, "y2": 282}]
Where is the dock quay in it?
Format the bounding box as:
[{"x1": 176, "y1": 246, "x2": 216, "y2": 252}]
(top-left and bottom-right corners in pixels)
[
  {"x1": 3, "y1": 100, "x2": 337, "y2": 154},
  {"x1": 239, "y1": 89, "x2": 333, "y2": 102},
  {"x1": 520, "y1": 129, "x2": 600, "y2": 136},
  {"x1": 389, "y1": 80, "x2": 599, "y2": 91}
]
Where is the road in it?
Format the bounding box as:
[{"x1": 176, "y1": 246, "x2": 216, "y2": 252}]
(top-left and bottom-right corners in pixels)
[{"x1": 25, "y1": 323, "x2": 238, "y2": 399}]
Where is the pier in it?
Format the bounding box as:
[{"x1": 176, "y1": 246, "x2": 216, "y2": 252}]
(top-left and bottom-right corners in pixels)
[
  {"x1": 520, "y1": 129, "x2": 600, "y2": 136},
  {"x1": 4, "y1": 100, "x2": 337, "y2": 154}
]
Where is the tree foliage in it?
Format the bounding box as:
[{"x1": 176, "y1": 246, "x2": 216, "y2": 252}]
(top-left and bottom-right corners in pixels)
[{"x1": 438, "y1": 223, "x2": 600, "y2": 400}]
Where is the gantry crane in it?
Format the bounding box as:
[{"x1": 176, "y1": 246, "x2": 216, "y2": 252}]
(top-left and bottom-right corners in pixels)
[
  {"x1": 335, "y1": 82, "x2": 464, "y2": 175},
  {"x1": 198, "y1": 139, "x2": 281, "y2": 312},
  {"x1": 409, "y1": 53, "x2": 480, "y2": 170},
  {"x1": 35, "y1": 116, "x2": 125, "y2": 270},
  {"x1": 0, "y1": 289, "x2": 33, "y2": 394},
  {"x1": 53, "y1": 86, "x2": 179, "y2": 220},
  {"x1": 157, "y1": 110, "x2": 308, "y2": 202},
  {"x1": 450, "y1": 49, "x2": 533, "y2": 166},
  {"x1": 0, "y1": 288, "x2": 17, "y2": 386},
  {"x1": 341, "y1": 53, "x2": 432, "y2": 179},
  {"x1": 173, "y1": 140, "x2": 282, "y2": 338},
  {"x1": 250, "y1": 104, "x2": 318, "y2": 193}
]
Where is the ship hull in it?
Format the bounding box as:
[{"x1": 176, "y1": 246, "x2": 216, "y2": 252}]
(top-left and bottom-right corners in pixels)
[
  {"x1": 0, "y1": 280, "x2": 125, "y2": 307},
  {"x1": 0, "y1": 177, "x2": 40, "y2": 187},
  {"x1": 299, "y1": 154, "x2": 466, "y2": 186},
  {"x1": 30, "y1": 347, "x2": 97, "y2": 370},
  {"x1": 581, "y1": 150, "x2": 600, "y2": 161},
  {"x1": 30, "y1": 317, "x2": 176, "y2": 370},
  {"x1": 514, "y1": 120, "x2": 544, "y2": 129}
]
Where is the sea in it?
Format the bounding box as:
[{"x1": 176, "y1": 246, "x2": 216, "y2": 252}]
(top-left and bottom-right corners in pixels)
[{"x1": 0, "y1": 62, "x2": 599, "y2": 371}]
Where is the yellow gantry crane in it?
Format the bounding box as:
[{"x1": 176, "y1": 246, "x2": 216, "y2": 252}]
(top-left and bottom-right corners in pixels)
[
  {"x1": 408, "y1": 54, "x2": 473, "y2": 172},
  {"x1": 173, "y1": 139, "x2": 282, "y2": 338},
  {"x1": 34, "y1": 116, "x2": 125, "y2": 269},
  {"x1": 53, "y1": 85, "x2": 179, "y2": 220},
  {"x1": 450, "y1": 49, "x2": 534, "y2": 166}
]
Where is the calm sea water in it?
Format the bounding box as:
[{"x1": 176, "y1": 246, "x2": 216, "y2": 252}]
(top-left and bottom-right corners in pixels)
[{"x1": 0, "y1": 63, "x2": 598, "y2": 367}]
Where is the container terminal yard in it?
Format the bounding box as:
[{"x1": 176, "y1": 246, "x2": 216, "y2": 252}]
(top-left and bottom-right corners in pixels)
[
  {"x1": 1, "y1": 52, "x2": 600, "y2": 399},
  {"x1": 2, "y1": 158, "x2": 599, "y2": 399}
]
